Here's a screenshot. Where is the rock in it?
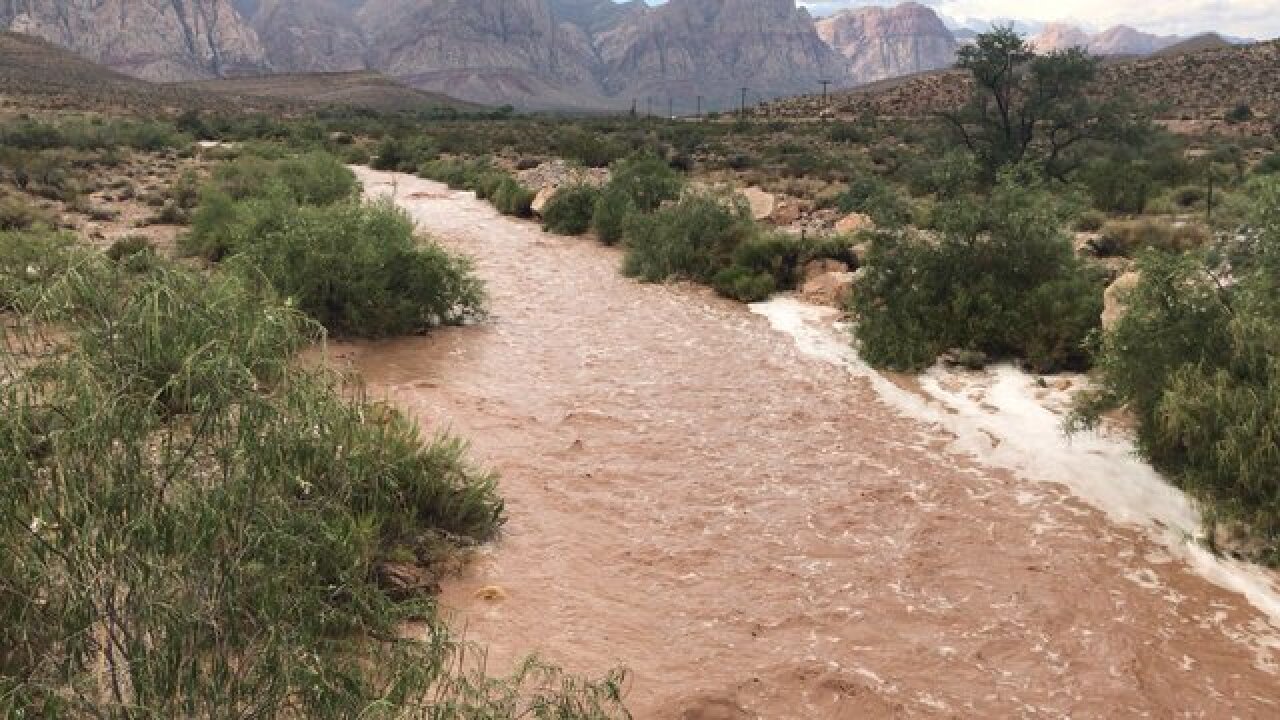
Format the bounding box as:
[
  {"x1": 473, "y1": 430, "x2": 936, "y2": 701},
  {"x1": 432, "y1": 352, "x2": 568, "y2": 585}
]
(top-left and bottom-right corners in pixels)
[
  {"x1": 816, "y1": 3, "x2": 958, "y2": 84},
  {"x1": 800, "y1": 271, "x2": 856, "y2": 308},
  {"x1": 531, "y1": 186, "x2": 558, "y2": 216},
  {"x1": 803, "y1": 258, "x2": 850, "y2": 280},
  {"x1": 770, "y1": 200, "x2": 803, "y2": 226},
  {"x1": 1102, "y1": 271, "x2": 1141, "y2": 330},
  {"x1": 835, "y1": 212, "x2": 875, "y2": 235},
  {"x1": 852, "y1": 241, "x2": 872, "y2": 266},
  {"x1": 739, "y1": 187, "x2": 775, "y2": 222}
]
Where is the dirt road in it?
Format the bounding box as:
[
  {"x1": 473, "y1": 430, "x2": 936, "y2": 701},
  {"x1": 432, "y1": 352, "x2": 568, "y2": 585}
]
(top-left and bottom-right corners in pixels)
[{"x1": 342, "y1": 167, "x2": 1279, "y2": 718}]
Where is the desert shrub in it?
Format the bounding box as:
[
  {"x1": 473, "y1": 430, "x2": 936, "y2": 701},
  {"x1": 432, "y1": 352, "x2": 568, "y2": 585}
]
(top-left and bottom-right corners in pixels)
[
  {"x1": 836, "y1": 174, "x2": 912, "y2": 228},
  {"x1": 854, "y1": 170, "x2": 1103, "y2": 372},
  {"x1": 0, "y1": 253, "x2": 628, "y2": 717},
  {"x1": 622, "y1": 192, "x2": 755, "y2": 283},
  {"x1": 1255, "y1": 153, "x2": 1280, "y2": 176},
  {"x1": 211, "y1": 152, "x2": 354, "y2": 206},
  {"x1": 1074, "y1": 209, "x2": 1106, "y2": 233},
  {"x1": 0, "y1": 227, "x2": 74, "y2": 309},
  {"x1": 608, "y1": 151, "x2": 686, "y2": 212},
  {"x1": 371, "y1": 135, "x2": 435, "y2": 172},
  {"x1": 828, "y1": 123, "x2": 866, "y2": 144},
  {"x1": 1093, "y1": 218, "x2": 1211, "y2": 257},
  {"x1": 542, "y1": 184, "x2": 600, "y2": 235},
  {"x1": 105, "y1": 235, "x2": 155, "y2": 263},
  {"x1": 276, "y1": 151, "x2": 358, "y2": 205},
  {"x1": 0, "y1": 117, "x2": 188, "y2": 152},
  {"x1": 232, "y1": 199, "x2": 486, "y2": 337},
  {"x1": 1173, "y1": 184, "x2": 1207, "y2": 209},
  {"x1": 181, "y1": 185, "x2": 294, "y2": 261},
  {"x1": 492, "y1": 176, "x2": 535, "y2": 217},
  {"x1": 1225, "y1": 103, "x2": 1254, "y2": 124},
  {"x1": 0, "y1": 194, "x2": 53, "y2": 231},
  {"x1": 591, "y1": 184, "x2": 635, "y2": 245},
  {"x1": 711, "y1": 266, "x2": 777, "y2": 302},
  {"x1": 554, "y1": 127, "x2": 627, "y2": 168},
  {"x1": 1073, "y1": 180, "x2": 1280, "y2": 561}
]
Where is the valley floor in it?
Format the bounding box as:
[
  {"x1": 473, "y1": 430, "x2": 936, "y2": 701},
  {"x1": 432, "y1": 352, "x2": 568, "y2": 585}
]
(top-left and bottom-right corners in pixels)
[{"x1": 340, "y1": 167, "x2": 1279, "y2": 718}]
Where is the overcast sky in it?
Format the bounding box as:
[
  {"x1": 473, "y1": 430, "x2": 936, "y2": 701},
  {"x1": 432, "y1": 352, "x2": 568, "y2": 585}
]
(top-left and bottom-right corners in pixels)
[{"x1": 632, "y1": 0, "x2": 1279, "y2": 39}]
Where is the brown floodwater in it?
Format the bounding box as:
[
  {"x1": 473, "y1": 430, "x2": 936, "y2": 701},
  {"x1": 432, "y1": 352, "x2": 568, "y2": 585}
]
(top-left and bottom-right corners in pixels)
[{"x1": 339, "y1": 167, "x2": 1279, "y2": 718}]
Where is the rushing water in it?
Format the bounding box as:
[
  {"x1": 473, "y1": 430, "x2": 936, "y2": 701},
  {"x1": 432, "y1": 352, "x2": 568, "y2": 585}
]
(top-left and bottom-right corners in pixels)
[{"x1": 339, "y1": 167, "x2": 1280, "y2": 718}]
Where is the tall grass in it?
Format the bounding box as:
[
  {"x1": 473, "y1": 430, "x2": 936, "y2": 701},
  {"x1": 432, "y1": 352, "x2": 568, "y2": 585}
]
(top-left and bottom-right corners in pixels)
[{"x1": 0, "y1": 235, "x2": 629, "y2": 718}]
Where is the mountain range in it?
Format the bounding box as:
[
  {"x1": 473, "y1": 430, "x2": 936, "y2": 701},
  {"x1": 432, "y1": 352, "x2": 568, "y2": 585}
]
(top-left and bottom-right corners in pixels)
[{"x1": 0, "y1": 0, "x2": 1250, "y2": 110}]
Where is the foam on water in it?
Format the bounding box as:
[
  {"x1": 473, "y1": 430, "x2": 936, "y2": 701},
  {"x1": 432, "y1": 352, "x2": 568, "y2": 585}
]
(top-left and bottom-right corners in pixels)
[{"x1": 750, "y1": 296, "x2": 1280, "y2": 631}]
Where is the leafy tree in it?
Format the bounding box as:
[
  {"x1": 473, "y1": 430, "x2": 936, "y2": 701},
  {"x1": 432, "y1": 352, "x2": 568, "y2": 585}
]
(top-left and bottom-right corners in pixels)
[{"x1": 941, "y1": 27, "x2": 1130, "y2": 181}]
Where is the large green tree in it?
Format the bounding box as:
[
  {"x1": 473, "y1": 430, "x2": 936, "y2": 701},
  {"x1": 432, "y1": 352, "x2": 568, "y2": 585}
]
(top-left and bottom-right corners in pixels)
[{"x1": 942, "y1": 27, "x2": 1126, "y2": 180}]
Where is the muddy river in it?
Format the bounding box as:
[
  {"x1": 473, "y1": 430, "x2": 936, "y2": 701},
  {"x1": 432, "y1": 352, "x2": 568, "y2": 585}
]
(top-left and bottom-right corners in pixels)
[{"x1": 338, "y1": 167, "x2": 1278, "y2": 718}]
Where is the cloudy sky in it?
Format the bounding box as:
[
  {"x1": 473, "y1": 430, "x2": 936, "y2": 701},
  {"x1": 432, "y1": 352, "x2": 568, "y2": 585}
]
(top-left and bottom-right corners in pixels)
[{"x1": 633, "y1": 0, "x2": 1280, "y2": 39}]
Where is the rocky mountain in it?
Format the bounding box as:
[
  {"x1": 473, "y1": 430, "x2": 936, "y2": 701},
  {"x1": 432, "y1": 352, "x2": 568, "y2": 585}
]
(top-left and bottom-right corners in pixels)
[
  {"x1": 0, "y1": 1, "x2": 1246, "y2": 111},
  {"x1": 816, "y1": 2, "x2": 957, "y2": 84},
  {"x1": 1029, "y1": 23, "x2": 1181, "y2": 56},
  {"x1": 0, "y1": 0, "x2": 267, "y2": 80},
  {"x1": 1030, "y1": 23, "x2": 1093, "y2": 52},
  {"x1": 1089, "y1": 25, "x2": 1181, "y2": 55},
  {"x1": 596, "y1": 0, "x2": 848, "y2": 110}
]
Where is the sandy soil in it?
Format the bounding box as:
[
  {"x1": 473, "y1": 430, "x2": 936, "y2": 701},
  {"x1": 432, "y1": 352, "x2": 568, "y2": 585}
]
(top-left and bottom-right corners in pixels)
[{"x1": 337, "y1": 167, "x2": 1279, "y2": 719}]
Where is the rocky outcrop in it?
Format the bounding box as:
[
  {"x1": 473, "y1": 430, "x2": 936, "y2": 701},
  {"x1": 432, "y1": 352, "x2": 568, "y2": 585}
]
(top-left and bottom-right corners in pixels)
[
  {"x1": 1029, "y1": 23, "x2": 1182, "y2": 57},
  {"x1": 1089, "y1": 25, "x2": 1181, "y2": 56},
  {"x1": 2, "y1": 0, "x2": 267, "y2": 80},
  {"x1": 246, "y1": 0, "x2": 368, "y2": 73},
  {"x1": 356, "y1": 0, "x2": 609, "y2": 109},
  {"x1": 1030, "y1": 23, "x2": 1092, "y2": 52},
  {"x1": 816, "y1": 2, "x2": 956, "y2": 84}
]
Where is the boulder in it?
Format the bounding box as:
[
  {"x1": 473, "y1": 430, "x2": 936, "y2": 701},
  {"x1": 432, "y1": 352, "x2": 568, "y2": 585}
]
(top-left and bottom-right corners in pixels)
[
  {"x1": 531, "y1": 186, "x2": 558, "y2": 217},
  {"x1": 835, "y1": 212, "x2": 875, "y2": 235},
  {"x1": 1102, "y1": 271, "x2": 1141, "y2": 330},
  {"x1": 740, "y1": 187, "x2": 776, "y2": 221},
  {"x1": 852, "y1": 241, "x2": 872, "y2": 266},
  {"x1": 803, "y1": 258, "x2": 850, "y2": 280},
  {"x1": 771, "y1": 201, "x2": 803, "y2": 226},
  {"x1": 800, "y1": 271, "x2": 856, "y2": 308}
]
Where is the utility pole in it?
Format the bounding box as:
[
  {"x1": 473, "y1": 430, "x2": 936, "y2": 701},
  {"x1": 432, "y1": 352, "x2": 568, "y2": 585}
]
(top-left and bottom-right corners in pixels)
[
  {"x1": 820, "y1": 80, "x2": 831, "y2": 102},
  {"x1": 646, "y1": 96, "x2": 652, "y2": 118},
  {"x1": 740, "y1": 87, "x2": 748, "y2": 118},
  {"x1": 696, "y1": 95, "x2": 702, "y2": 119}
]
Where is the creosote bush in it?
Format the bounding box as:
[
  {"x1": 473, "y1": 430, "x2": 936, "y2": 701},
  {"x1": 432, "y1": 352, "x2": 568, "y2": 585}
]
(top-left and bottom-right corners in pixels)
[
  {"x1": 854, "y1": 170, "x2": 1103, "y2": 372},
  {"x1": 542, "y1": 184, "x2": 600, "y2": 235}
]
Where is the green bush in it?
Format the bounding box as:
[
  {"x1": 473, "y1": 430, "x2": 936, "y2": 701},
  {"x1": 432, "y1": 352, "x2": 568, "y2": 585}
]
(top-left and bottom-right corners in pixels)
[
  {"x1": 622, "y1": 192, "x2": 755, "y2": 283},
  {"x1": 210, "y1": 152, "x2": 355, "y2": 205},
  {"x1": 0, "y1": 253, "x2": 628, "y2": 717},
  {"x1": 837, "y1": 174, "x2": 912, "y2": 228},
  {"x1": 105, "y1": 235, "x2": 155, "y2": 263},
  {"x1": 0, "y1": 194, "x2": 53, "y2": 231},
  {"x1": 1093, "y1": 218, "x2": 1211, "y2": 257},
  {"x1": 235, "y1": 199, "x2": 486, "y2": 337},
  {"x1": 492, "y1": 176, "x2": 535, "y2": 217},
  {"x1": 711, "y1": 266, "x2": 777, "y2": 302},
  {"x1": 1074, "y1": 209, "x2": 1106, "y2": 233},
  {"x1": 0, "y1": 227, "x2": 74, "y2": 309},
  {"x1": 854, "y1": 171, "x2": 1103, "y2": 372},
  {"x1": 1073, "y1": 179, "x2": 1280, "y2": 561},
  {"x1": 608, "y1": 151, "x2": 685, "y2": 212},
  {"x1": 542, "y1": 184, "x2": 600, "y2": 235},
  {"x1": 591, "y1": 184, "x2": 636, "y2": 245}
]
